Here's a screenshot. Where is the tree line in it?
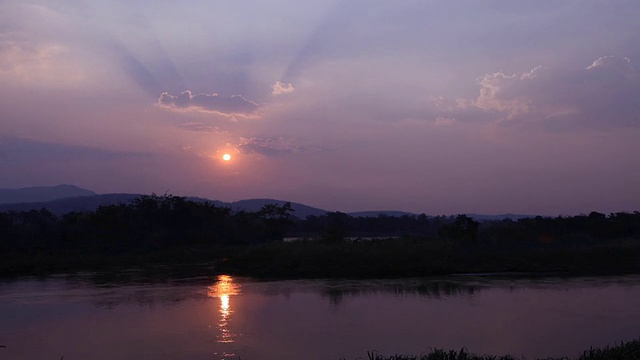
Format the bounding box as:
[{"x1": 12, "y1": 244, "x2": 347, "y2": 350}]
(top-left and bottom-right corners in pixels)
[{"x1": 1, "y1": 194, "x2": 639, "y2": 254}]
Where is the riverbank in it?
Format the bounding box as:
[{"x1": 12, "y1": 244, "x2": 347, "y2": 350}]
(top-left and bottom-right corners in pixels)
[
  {"x1": 349, "y1": 338, "x2": 640, "y2": 360},
  {"x1": 2, "y1": 237, "x2": 639, "y2": 279},
  {"x1": 217, "y1": 238, "x2": 640, "y2": 279},
  {"x1": 2, "y1": 196, "x2": 639, "y2": 279}
]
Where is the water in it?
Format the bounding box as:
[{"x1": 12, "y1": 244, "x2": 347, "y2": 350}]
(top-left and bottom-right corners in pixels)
[{"x1": 1, "y1": 273, "x2": 639, "y2": 360}]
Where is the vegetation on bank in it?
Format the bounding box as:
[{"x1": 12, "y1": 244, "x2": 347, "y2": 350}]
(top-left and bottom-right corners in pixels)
[
  {"x1": 217, "y1": 238, "x2": 640, "y2": 279},
  {"x1": 346, "y1": 338, "x2": 640, "y2": 360},
  {"x1": 1, "y1": 194, "x2": 639, "y2": 278}
]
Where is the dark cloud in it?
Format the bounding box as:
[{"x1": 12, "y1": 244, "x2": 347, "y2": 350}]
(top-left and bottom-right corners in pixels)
[
  {"x1": 442, "y1": 56, "x2": 640, "y2": 128},
  {"x1": 158, "y1": 90, "x2": 259, "y2": 116}
]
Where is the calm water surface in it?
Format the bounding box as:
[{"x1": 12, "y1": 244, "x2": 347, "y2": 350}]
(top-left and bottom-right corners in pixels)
[{"x1": 1, "y1": 273, "x2": 639, "y2": 360}]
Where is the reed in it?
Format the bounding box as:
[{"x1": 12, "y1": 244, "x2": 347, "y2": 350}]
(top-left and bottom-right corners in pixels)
[{"x1": 341, "y1": 338, "x2": 640, "y2": 360}]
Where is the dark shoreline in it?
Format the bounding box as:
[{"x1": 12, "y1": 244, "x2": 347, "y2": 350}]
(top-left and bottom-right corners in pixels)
[
  {"x1": 2, "y1": 237, "x2": 639, "y2": 280},
  {"x1": 2, "y1": 196, "x2": 639, "y2": 280}
]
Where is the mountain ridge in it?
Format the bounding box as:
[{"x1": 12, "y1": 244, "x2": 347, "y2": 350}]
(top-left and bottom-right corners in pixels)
[
  {"x1": 0, "y1": 185, "x2": 536, "y2": 220},
  {"x1": 0, "y1": 184, "x2": 96, "y2": 205}
]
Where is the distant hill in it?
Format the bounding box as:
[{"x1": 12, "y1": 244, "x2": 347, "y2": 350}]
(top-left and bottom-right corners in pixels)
[
  {"x1": 0, "y1": 194, "x2": 327, "y2": 218},
  {"x1": 349, "y1": 210, "x2": 419, "y2": 218},
  {"x1": 0, "y1": 194, "x2": 141, "y2": 214},
  {"x1": 230, "y1": 198, "x2": 327, "y2": 219},
  {"x1": 0, "y1": 185, "x2": 539, "y2": 220},
  {"x1": 345, "y1": 212, "x2": 536, "y2": 221},
  {"x1": 230, "y1": 202, "x2": 421, "y2": 219},
  {"x1": 467, "y1": 214, "x2": 536, "y2": 221},
  {"x1": 0, "y1": 185, "x2": 96, "y2": 205},
  {"x1": 0, "y1": 194, "x2": 230, "y2": 215}
]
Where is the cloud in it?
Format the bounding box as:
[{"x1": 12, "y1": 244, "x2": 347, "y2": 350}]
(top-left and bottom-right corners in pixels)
[
  {"x1": 586, "y1": 56, "x2": 636, "y2": 76},
  {"x1": 441, "y1": 56, "x2": 640, "y2": 128},
  {"x1": 177, "y1": 122, "x2": 229, "y2": 134},
  {"x1": 237, "y1": 137, "x2": 308, "y2": 157},
  {"x1": 471, "y1": 71, "x2": 532, "y2": 118},
  {"x1": 158, "y1": 90, "x2": 259, "y2": 116},
  {"x1": 434, "y1": 117, "x2": 456, "y2": 126},
  {"x1": 272, "y1": 81, "x2": 295, "y2": 95}
]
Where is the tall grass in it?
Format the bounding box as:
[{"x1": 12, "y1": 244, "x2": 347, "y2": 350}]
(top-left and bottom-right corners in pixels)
[
  {"x1": 341, "y1": 338, "x2": 640, "y2": 360},
  {"x1": 578, "y1": 339, "x2": 640, "y2": 360},
  {"x1": 364, "y1": 348, "x2": 518, "y2": 360}
]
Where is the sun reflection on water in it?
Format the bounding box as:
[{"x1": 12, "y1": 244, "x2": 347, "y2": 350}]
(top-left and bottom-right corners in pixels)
[{"x1": 208, "y1": 275, "x2": 240, "y2": 344}]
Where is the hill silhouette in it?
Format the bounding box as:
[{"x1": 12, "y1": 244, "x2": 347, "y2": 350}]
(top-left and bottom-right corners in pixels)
[
  {"x1": 231, "y1": 198, "x2": 327, "y2": 218},
  {"x1": 0, "y1": 184, "x2": 95, "y2": 204},
  {"x1": 0, "y1": 193, "x2": 141, "y2": 214},
  {"x1": 0, "y1": 185, "x2": 535, "y2": 220}
]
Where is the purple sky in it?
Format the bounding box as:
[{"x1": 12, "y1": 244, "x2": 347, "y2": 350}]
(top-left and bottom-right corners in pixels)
[{"x1": 1, "y1": 0, "x2": 640, "y2": 215}]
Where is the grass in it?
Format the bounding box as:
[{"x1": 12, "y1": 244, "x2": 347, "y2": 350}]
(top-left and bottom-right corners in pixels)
[
  {"x1": 361, "y1": 348, "x2": 518, "y2": 360},
  {"x1": 0, "y1": 341, "x2": 637, "y2": 360},
  {"x1": 343, "y1": 338, "x2": 640, "y2": 360}
]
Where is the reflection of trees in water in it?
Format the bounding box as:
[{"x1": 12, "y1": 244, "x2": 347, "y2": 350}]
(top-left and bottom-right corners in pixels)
[
  {"x1": 61, "y1": 271, "x2": 483, "y2": 308},
  {"x1": 61, "y1": 271, "x2": 573, "y2": 309},
  {"x1": 89, "y1": 288, "x2": 198, "y2": 309},
  {"x1": 28, "y1": 273, "x2": 640, "y2": 312},
  {"x1": 60, "y1": 273, "x2": 243, "y2": 348},
  {"x1": 88, "y1": 284, "x2": 208, "y2": 308},
  {"x1": 322, "y1": 280, "x2": 479, "y2": 306},
  {"x1": 60, "y1": 269, "x2": 218, "y2": 309}
]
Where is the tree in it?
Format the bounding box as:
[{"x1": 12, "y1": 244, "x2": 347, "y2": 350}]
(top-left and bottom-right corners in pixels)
[
  {"x1": 439, "y1": 214, "x2": 479, "y2": 243},
  {"x1": 257, "y1": 202, "x2": 295, "y2": 241},
  {"x1": 321, "y1": 212, "x2": 350, "y2": 244}
]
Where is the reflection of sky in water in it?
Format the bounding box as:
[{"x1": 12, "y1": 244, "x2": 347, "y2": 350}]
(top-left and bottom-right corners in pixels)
[{"x1": 1, "y1": 275, "x2": 640, "y2": 360}]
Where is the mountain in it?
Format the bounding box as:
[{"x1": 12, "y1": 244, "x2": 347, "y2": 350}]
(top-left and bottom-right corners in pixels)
[
  {"x1": 0, "y1": 193, "x2": 141, "y2": 214},
  {"x1": 0, "y1": 184, "x2": 96, "y2": 205},
  {"x1": 230, "y1": 198, "x2": 327, "y2": 219},
  {"x1": 0, "y1": 185, "x2": 539, "y2": 220},
  {"x1": 349, "y1": 211, "x2": 419, "y2": 218},
  {"x1": 467, "y1": 214, "x2": 536, "y2": 221},
  {"x1": 0, "y1": 193, "x2": 327, "y2": 218}
]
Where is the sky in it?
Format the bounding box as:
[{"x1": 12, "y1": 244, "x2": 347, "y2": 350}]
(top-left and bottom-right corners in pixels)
[{"x1": 1, "y1": 0, "x2": 640, "y2": 215}]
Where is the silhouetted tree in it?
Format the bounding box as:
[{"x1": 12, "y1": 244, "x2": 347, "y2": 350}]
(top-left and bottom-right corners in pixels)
[
  {"x1": 438, "y1": 215, "x2": 479, "y2": 243},
  {"x1": 257, "y1": 202, "x2": 295, "y2": 241},
  {"x1": 321, "y1": 212, "x2": 350, "y2": 244}
]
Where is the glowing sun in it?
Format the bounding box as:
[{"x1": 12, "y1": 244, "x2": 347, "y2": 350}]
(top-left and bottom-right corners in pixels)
[{"x1": 222, "y1": 154, "x2": 232, "y2": 161}]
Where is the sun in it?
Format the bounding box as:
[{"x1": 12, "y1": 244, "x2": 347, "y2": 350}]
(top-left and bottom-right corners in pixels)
[{"x1": 222, "y1": 153, "x2": 232, "y2": 161}]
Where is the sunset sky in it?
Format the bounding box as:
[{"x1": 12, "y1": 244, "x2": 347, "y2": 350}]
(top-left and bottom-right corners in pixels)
[{"x1": 1, "y1": 0, "x2": 639, "y2": 215}]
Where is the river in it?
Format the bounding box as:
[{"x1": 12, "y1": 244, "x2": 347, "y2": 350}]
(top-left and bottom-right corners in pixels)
[{"x1": 1, "y1": 273, "x2": 639, "y2": 359}]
